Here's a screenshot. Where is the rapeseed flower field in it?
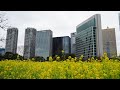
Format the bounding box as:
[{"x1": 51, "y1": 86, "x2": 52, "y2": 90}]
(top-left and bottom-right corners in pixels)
[{"x1": 0, "y1": 56, "x2": 120, "y2": 79}]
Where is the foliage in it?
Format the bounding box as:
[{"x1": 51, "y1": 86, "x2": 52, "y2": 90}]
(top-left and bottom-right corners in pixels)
[
  {"x1": 52, "y1": 53, "x2": 76, "y2": 61},
  {"x1": 0, "y1": 55, "x2": 120, "y2": 79},
  {"x1": 0, "y1": 54, "x2": 4, "y2": 61},
  {"x1": 3, "y1": 52, "x2": 23, "y2": 60},
  {"x1": 33, "y1": 56, "x2": 45, "y2": 62},
  {"x1": 79, "y1": 55, "x2": 84, "y2": 62},
  {"x1": 49, "y1": 56, "x2": 53, "y2": 62},
  {"x1": 56, "y1": 56, "x2": 61, "y2": 61},
  {"x1": 0, "y1": 12, "x2": 11, "y2": 48}
]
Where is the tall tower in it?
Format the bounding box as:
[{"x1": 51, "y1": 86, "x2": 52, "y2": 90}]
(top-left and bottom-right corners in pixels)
[
  {"x1": 5, "y1": 28, "x2": 18, "y2": 54},
  {"x1": 76, "y1": 14, "x2": 103, "y2": 59},
  {"x1": 35, "y1": 30, "x2": 53, "y2": 59},
  {"x1": 71, "y1": 32, "x2": 76, "y2": 54},
  {"x1": 62, "y1": 36, "x2": 71, "y2": 54},
  {"x1": 102, "y1": 27, "x2": 117, "y2": 58},
  {"x1": 23, "y1": 28, "x2": 36, "y2": 59}
]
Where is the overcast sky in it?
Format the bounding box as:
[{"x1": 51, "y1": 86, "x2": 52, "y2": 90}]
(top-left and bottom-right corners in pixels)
[{"x1": 0, "y1": 11, "x2": 120, "y2": 55}]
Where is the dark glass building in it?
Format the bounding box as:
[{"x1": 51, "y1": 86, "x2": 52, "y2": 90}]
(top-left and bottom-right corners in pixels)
[{"x1": 52, "y1": 36, "x2": 71, "y2": 56}]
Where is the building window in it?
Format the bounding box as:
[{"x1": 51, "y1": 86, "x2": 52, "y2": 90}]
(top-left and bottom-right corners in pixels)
[
  {"x1": 95, "y1": 53, "x2": 97, "y2": 56},
  {"x1": 93, "y1": 27, "x2": 96, "y2": 29},
  {"x1": 94, "y1": 45, "x2": 96, "y2": 47}
]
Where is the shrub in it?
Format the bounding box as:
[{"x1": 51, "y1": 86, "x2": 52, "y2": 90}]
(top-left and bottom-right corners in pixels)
[{"x1": 49, "y1": 56, "x2": 53, "y2": 62}]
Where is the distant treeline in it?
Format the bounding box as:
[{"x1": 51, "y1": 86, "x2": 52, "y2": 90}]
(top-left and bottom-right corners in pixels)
[{"x1": 0, "y1": 52, "x2": 120, "y2": 62}]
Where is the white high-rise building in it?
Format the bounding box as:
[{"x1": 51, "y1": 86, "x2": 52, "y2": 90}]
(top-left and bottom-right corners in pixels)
[
  {"x1": 76, "y1": 14, "x2": 103, "y2": 59},
  {"x1": 5, "y1": 28, "x2": 18, "y2": 54},
  {"x1": 102, "y1": 27, "x2": 117, "y2": 58},
  {"x1": 23, "y1": 28, "x2": 36, "y2": 59}
]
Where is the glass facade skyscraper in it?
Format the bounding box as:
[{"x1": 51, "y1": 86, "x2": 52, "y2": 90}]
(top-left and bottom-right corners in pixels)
[
  {"x1": 63, "y1": 36, "x2": 71, "y2": 54},
  {"x1": 52, "y1": 37, "x2": 62, "y2": 56},
  {"x1": 35, "y1": 30, "x2": 52, "y2": 59},
  {"x1": 52, "y1": 36, "x2": 70, "y2": 56},
  {"x1": 76, "y1": 14, "x2": 103, "y2": 59}
]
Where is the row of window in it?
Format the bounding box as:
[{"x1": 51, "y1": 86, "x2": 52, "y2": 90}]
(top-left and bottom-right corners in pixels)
[
  {"x1": 76, "y1": 50, "x2": 96, "y2": 53},
  {"x1": 76, "y1": 42, "x2": 96, "y2": 47},
  {"x1": 76, "y1": 35, "x2": 96, "y2": 42},
  {"x1": 76, "y1": 49, "x2": 97, "y2": 53},
  {"x1": 77, "y1": 31, "x2": 96, "y2": 38},
  {"x1": 77, "y1": 19, "x2": 96, "y2": 33}
]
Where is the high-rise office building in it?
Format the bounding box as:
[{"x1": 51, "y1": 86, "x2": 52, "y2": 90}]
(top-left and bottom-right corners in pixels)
[
  {"x1": 71, "y1": 32, "x2": 76, "y2": 54},
  {"x1": 76, "y1": 14, "x2": 103, "y2": 59},
  {"x1": 102, "y1": 27, "x2": 117, "y2": 58},
  {"x1": 5, "y1": 28, "x2": 18, "y2": 54},
  {"x1": 52, "y1": 36, "x2": 71, "y2": 56},
  {"x1": 23, "y1": 28, "x2": 36, "y2": 59},
  {"x1": 35, "y1": 30, "x2": 52, "y2": 59},
  {"x1": 63, "y1": 36, "x2": 71, "y2": 54},
  {"x1": 52, "y1": 37, "x2": 62, "y2": 56}
]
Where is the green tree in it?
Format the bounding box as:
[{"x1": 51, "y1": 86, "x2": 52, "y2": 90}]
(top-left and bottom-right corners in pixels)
[
  {"x1": 34, "y1": 56, "x2": 45, "y2": 62},
  {"x1": 4, "y1": 52, "x2": 14, "y2": 60},
  {"x1": 0, "y1": 54, "x2": 4, "y2": 61}
]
